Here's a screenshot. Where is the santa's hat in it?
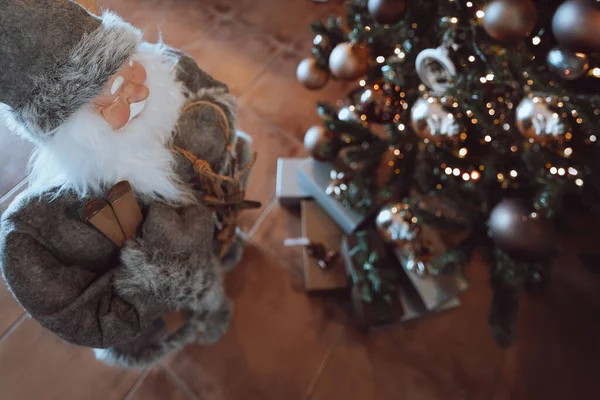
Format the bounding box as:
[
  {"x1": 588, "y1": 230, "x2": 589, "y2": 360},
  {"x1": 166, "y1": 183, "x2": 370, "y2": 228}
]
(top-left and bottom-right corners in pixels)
[{"x1": 0, "y1": 0, "x2": 141, "y2": 139}]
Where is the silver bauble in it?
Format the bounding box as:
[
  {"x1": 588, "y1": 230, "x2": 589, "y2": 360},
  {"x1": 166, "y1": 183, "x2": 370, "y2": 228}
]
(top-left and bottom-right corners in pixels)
[
  {"x1": 489, "y1": 199, "x2": 556, "y2": 260},
  {"x1": 296, "y1": 58, "x2": 330, "y2": 90},
  {"x1": 552, "y1": 0, "x2": 600, "y2": 53},
  {"x1": 376, "y1": 203, "x2": 420, "y2": 246},
  {"x1": 547, "y1": 47, "x2": 589, "y2": 80},
  {"x1": 411, "y1": 96, "x2": 463, "y2": 144},
  {"x1": 329, "y1": 42, "x2": 369, "y2": 80},
  {"x1": 338, "y1": 105, "x2": 361, "y2": 122},
  {"x1": 516, "y1": 95, "x2": 567, "y2": 144}
]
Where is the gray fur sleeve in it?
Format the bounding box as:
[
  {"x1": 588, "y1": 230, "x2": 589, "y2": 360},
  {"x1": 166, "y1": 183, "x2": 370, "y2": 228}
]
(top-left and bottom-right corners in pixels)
[{"x1": 114, "y1": 202, "x2": 227, "y2": 315}]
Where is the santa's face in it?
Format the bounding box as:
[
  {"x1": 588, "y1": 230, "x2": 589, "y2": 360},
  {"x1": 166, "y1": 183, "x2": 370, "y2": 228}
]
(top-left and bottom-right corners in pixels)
[{"x1": 94, "y1": 59, "x2": 150, "y2": 130}]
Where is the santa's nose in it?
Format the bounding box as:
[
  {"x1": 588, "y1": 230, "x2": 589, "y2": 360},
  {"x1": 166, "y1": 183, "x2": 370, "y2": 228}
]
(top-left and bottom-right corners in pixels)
[{"x1": 121, "y1": 83, "x2": 149, "y2": 104}]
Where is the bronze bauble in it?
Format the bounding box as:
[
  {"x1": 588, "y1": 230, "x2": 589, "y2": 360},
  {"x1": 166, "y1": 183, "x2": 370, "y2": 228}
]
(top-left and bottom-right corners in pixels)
[
  {"x1": 516, "y1": 95, "x2": 567, "y2": 145},
  {"x1": 376, "y1": 203, "x2": 420, "y2": 246},
  {"x1": 357, "y1": 83, "x2": 403, "y2": 124},
  {"x1": 546, "y1": 47, "x2": 590, "y2": 80},
  {"x1": 368, "y1": 0, "x2": 407, "y2": 25},
  {"x1": 411, "y1": 95, "x2": 463, "y2": 144},
  {"x1": 483, "y1": 0, "x2": 537, "y2": 42},
  {"x1": 489, "y1": 199, "x2": 556, "y2": 261},
  {"x1": 552, "y1": 0, "x2": 600, "y2": 52},
  {"x1": 329, "y1": 42, "x2": 369, "y2": 80},
  {"x1": 296, "y1": 58, "x2": 330, "y2": 90},
  {"x1": 304, "y1": 125, "x2": 339, "y2": 161}
]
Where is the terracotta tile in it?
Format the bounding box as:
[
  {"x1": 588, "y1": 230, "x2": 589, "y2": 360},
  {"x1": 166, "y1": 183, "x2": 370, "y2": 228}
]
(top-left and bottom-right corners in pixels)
[
  {"x1": 370, "y1": 252, "x2": 505, "y2": 397},
  {"x1": 126, "y1": 0, "x2": 220, "y2": 48},
  {"x1": 130, "y1": 366, "x2": 194, "y2": 400},
  {"x1": 492, "y1": 249, "x2": 600, "y2": 400},
  {"x1": 98, "y1": 0, "x2": 159, "y2": 19},
  {"x1": 0, "y1": 126, "x2": 32, "y2": 198},
  {"x1": 250, "y1": 203, "x2": 305, "y2": 289},
  {"x1": 240, "y1": 47, "x2": 354, "y2": 142},
  {"x1": 236, "y1": 108, "x2": 306, "y2": 232},
  {"x1": 0, "y1": 279, "x2": 23, "y2": 338},
  {"x1": 0, "y1": 317, "x2": 140, "y2": 400},
  {"x1": 166, "y1": 245, "x2": 344, "y2": 400},
  {"x1": 309, "y1": 331, "x2": 467, "y2": 400},
  {"x1": 184, "y1": 17, "x2": 282, "y2": 96},
  {"x1": 231, "y1": 0, "x2": 346, "y2": 44}
]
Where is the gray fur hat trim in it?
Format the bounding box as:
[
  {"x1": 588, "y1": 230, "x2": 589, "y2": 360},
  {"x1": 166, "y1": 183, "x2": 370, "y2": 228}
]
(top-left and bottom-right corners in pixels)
[{"x1": 4, "y1": 11, "x2": 141, "y2": 139}]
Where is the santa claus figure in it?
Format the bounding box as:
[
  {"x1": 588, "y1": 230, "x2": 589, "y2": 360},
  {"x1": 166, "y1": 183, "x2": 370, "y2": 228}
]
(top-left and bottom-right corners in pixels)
[{"x1": 0, "y1": 0, "x2": 256, "y2": 368}]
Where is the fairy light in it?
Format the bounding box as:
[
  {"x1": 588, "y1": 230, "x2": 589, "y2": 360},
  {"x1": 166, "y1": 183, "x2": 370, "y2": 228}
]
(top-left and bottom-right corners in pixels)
[
  {"x1": 593, "y1": 68, "x2": 600, "y2": 78},
  {"x1": 450, "y1": 17, "x2": 458, "y2": 23},
  {"x1": 558, "y1": 168, "x2": 566, "y2": 176},
  {"x1": 471, "y1": 171, "x2": 480, "y2": 180},
  {"x1": 576, "y1": 179, "x2": 584, "y2": 187},
  {"x1": 466, "y1": 110, "x2": 473, "y2": 117},
  {"x1": 476, "y1": 10, "x2": 485, "y2": 18},
  {"x1": 497, "y1": 173, "x2": 505, "y2": 181},
  {"x1": 511, "y1": 145, "x2": 518, "y2": 152},
  {"x1": 532, "y1": 36, "x2": 541, "y2": 45},
  {"x1": 466, "y1": 1, "x2": 473, "y2": 7},
  {"x1": 348, "y1": 105, "x2": 355, "y2": 111},
  {"x1": 564, "y1": 147, "x2": 573, "y2": 157},
  {"x1": 360, "y1": 114, "x2": 367, "y2": 121},
  {"x1": 503, "y1": 124, "x2": 511, "y2": 131},
  {"x1": 565, "y1": 132, "x2": 572, "y2": 140},
  {"x1": 568, "y1": 167, "x2": 578, "y2": 176},
  {"x1": 510, "y1": 170, "x2": 518, "y2": 178},
  {"x1": 486, "y1": 73, "x2": 494, "y2": 81},
  {"x1": 590, "y1": 135, "x2": 597, "y2": 142},
  {"x1": 459, "y1": 148, "x2": 468, "y2": 157},
  {"x1": 462, "y1": 173, "x2": 470, "y2": 181},
  {"x1": 489, "y1": 109, "x2": 495, "y2": 116},
  {"x1": 445, "y1": 167, "x2": 453, "y2": 175},
  {"x1": 484, "y1": 135, "x2": 492, "y2": 143},
  {"x1": 480, "y1": 76, "x2": 487, "y2": 83},
  {"x1": 550, "y1": 167, "x2": 558, "y2": 175},
  {"x1": 376, "y1": 56, "x2": 386, "y2": 64},
  {"x1": 468, "y1": 56, "x2": 476, "y2": 63},
  {"x1": 453, "y1": 168, "x2": 461, "y2": 176},
  {"x1": 398, "y1": 123, "x2": 406, "y2": 131},
  {"x1": 471, "y1": 118, "x2": 478, "y2": 124},
  {"x1": 576, "y1": 118, "x2": 583, "y2": 124},
  {"x1": 359, "y1": 80, "x2": 366, "y2": 87},
  {"x1": 365, "y1": 26, "x2": 371, "y2": 32}
]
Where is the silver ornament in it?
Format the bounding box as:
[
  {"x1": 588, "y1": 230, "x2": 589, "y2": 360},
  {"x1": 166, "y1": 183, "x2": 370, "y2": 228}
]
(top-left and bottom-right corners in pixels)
[
  {"x1": 547, "y1": 47, "x2": 589, "y2": 80},
  {"x1": 411, "y1": 95, "x2": 463, "y2": 144},
  {"x1": 516, "y1": 95, "x2": 567, "y2": 144},
  {"x1": 376, "y1": 203, "x2": 419, "y2": 246},
  {"x1": 338, "y1": 105, "x2": 361, "y2": 122},
  {"x1": 415, "y1": 47, "x2": 456, "y2": 93}
]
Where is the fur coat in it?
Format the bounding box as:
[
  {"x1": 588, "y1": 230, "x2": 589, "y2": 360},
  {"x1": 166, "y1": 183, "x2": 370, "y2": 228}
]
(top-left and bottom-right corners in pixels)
[{"x1": 0, "y1": 48, "x2": 251, "y2": 368}]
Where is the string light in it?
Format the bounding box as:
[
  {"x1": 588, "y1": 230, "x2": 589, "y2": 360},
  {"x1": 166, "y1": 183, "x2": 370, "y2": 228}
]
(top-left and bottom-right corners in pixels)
[
  {"x1": 450, "y1": 17, "x2": 458, "y2": 23},
  {"x1": 486, "y1": 73, "x2": 494, "y2": 81},
  {"x1": 466, "y1": 1, "x2": 473, "y2": 7},
  {"x1": 593, "y1": 68, "x2": 600, "y2": 78},
  {"x1": 462, "y1": 173, "x2": 470, "y2": 181},
  {"x1": 398, "y1": 123, "x2": 406, "y2": 131},
  {"x1": 568, "y1": 167, "x2": 578, "y2": 176},
  {"x1": 480, "y1": 76, "x2": 487, "y2": 83},
  {"x1": 484, "y1": 135, "x2": 492, "y2": 142},
  {"x1": 458, "y1": 148, "x2": 468, "y2": 157},
  {"x1": 564, "y1": 147, "x2": 573, "y2": 157},
  {"x1": 576, "y1": 179, "x2": 584, "y2": 187},
  {"x1": 550, "y1": 167, "x2": 558, "y2": 175},
  {"x1": 445, "y1": 167, "x2": 453, "y2": 175},
  {"x1": 497, "y1": 173, "x2": 505, "y2": 181},
  {"x1": 359, "y1": 80, "x2": 366, "y2": 87},
  {"x1": 453, "y1": 168, "x2": 460, "y2": 176},
  {"x1": 376, "y1": 56, "x2": 385, "y2": 63},
  {"x1": 510, "y1": 170, "x2": 518, "y2": 178},
  {"x1": 468, "y1": 56, "x2": 476, "y2": 62},
  {"x1": 558, "y1": 168, "x2": 566, "y2": 176},
  {"x1": 471, "y1": 171, "x2": 480, "y2": 180},
  {"x1": 590, "y1": 135, "x2": 597, "y2": 142},
  {"x1": 532, "y1": 36, "x2": 541, "y2": 45},
  {"x1": 476, "y1": 10, "x2": 485, "y2": 18}
]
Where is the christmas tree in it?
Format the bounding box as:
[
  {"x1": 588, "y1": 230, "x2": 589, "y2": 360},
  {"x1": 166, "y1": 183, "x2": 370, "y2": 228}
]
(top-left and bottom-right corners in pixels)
[{"x1": 296, "y1": 0, "x2": 600, "y2": 345}]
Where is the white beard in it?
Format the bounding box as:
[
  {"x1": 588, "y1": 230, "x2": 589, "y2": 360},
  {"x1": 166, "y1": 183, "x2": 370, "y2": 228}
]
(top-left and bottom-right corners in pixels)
[{"x1": 26, "y1": 42, "x2": 193, "y2": 204}]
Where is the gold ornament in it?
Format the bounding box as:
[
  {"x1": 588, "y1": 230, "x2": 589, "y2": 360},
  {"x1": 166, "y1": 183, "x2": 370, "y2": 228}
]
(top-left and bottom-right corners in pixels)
[
  {"x1": 304, "y1": 125, "x2": 339, "y2": 161},
  {"x1": 516, "y1": 95, "x2": 568, "y2": 145},
  {"x1": 367, "y1": 0, "x2": 407, "y2": 25},
  {"x1": 329, "y1": 42, "x2": 369, "y2": 80},
  {"x1": 296, "y1": 58, "x2": 330, "y2": 90},
  {"x1": 483, "y1": 0, "x2": 537, "y2": 42},
  {"x1": 411, "y1": 95, "x2": 463, "y2": 144},
  {"x1": 546, "y1": 47, "x2": 589, "y2": 80},
  {"x1": 376, "y1": 203, "x2": 420, "y2": 246},
  {"x1": 552, "y1": 0, "x2": 600, "y2": 52}
]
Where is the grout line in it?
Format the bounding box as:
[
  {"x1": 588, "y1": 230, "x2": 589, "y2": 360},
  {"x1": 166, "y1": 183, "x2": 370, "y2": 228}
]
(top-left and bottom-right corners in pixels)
[
  {"x1": 0, "y1": 178, "x2": 28, "y2": 206},
  {"x1": 246, "y1": 197, "x2": 277, "y2": 238},
  {"x1": 303, "y1": 330, "x2": 344, "y2": 400},
  {"x1": 0, "y1": 313, "x2": 27, "y2": 345},
  {"x1": 123, "y1": 367, "x2": 152, "y2": 400},
  {"x1": 159, "y1": 363, "x2": 201, "y2": 400}
]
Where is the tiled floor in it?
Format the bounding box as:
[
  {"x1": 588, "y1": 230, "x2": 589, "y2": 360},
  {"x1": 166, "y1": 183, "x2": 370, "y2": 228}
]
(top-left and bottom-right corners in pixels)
[{"x1": 0, "y1": 0, "x2": 599, "y2": 399}]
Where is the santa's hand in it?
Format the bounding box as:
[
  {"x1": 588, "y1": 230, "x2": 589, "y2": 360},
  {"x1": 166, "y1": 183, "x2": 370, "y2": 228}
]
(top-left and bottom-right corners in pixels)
[{"x1": 141, "y1": 202, "x2": 214, "y2": 253}]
